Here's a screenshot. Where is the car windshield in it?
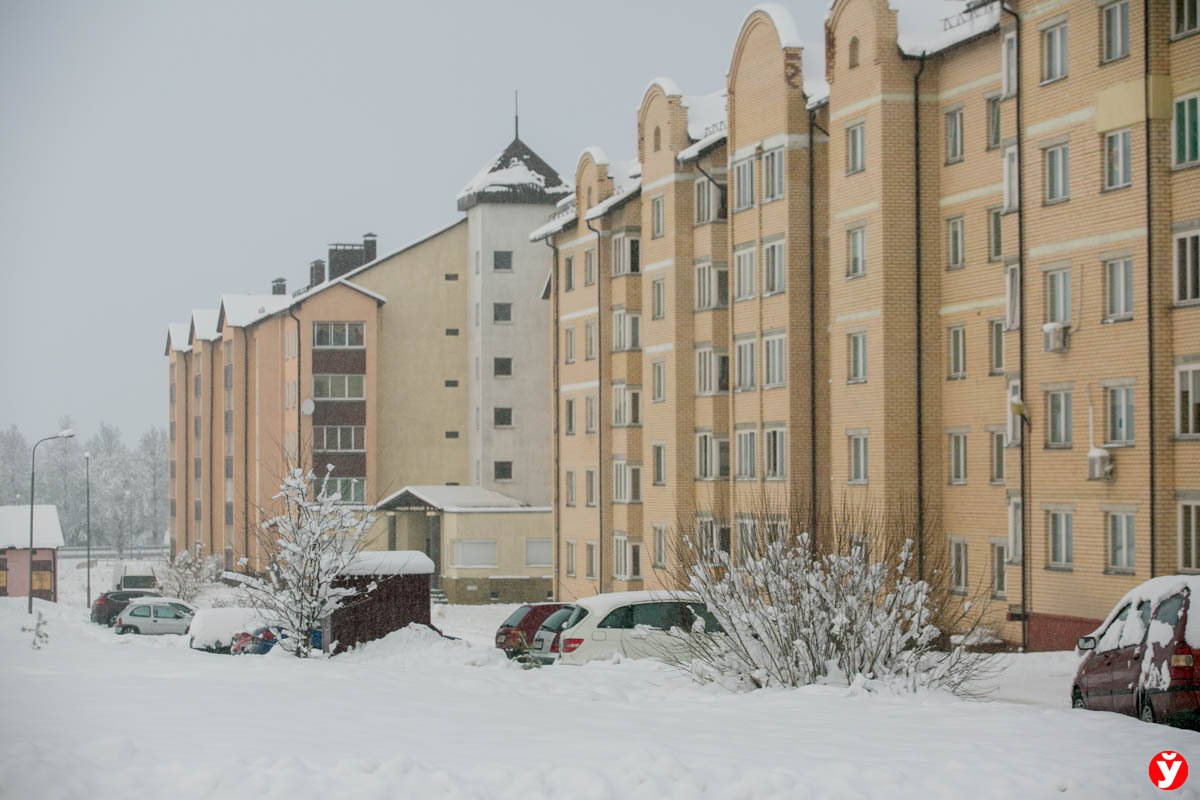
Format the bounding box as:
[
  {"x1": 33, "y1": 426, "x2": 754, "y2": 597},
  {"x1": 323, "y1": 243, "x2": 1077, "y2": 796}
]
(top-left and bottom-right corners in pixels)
[
  {"x1": 500, "y1": 606, "x2": 532, "y2": 628},
  {"x1": 539, "y1": 606, "x2": 574, "y2": 632}
]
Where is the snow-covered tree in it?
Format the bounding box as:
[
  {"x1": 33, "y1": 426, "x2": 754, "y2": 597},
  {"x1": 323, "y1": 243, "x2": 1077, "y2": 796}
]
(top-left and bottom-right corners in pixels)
[
  {"x1": 235, "y1": 466, "x2": 374, "y2": 657},
  {"x1": 158, "y1": 543, "x2": 218, "y2": 602}
]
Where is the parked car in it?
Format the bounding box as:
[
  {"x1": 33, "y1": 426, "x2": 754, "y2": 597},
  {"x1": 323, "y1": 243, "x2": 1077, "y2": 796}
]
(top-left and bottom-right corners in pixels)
[
  {"x1": 189, "y1": 607, "x2": 264, "y2": 653},
  {"x1": 231, "y1": 626, "x2": 323, "y2": 655},
  {"x1": 553, "y1": 591, "x2": 723, "y2": 666},
  {"x1": 529, "y1": 604, "x2": 586, "y2": 666},
  {"x1": 114, "y1": 597, "x2": 197, "y2": 635},
  {"x1": 91, "y1": 589, "x2": 163, "y2": 626},
  {"x1": 111, "y1": 561, "x2": 158, "y2": 591},
  {"x1": 494, "y1": 602, "x2": 567, "y2": 658},
  {"x1": 1073, "y1": 575, "x2": 1200, "y2": 729}
]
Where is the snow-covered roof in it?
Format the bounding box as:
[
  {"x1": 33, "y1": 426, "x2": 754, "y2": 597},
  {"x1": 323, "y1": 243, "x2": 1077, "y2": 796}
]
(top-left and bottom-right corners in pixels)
[
  {"x1": 0, "y1": 505, "x2": 64, "y2": 549},
  {"x1": 218, "y1": 293, "x2": 293, "y2": 330},
  {"x1": 678, "y1": 129, "x2": 727, "y2": 164},
  {"x1": 529, "y1": 209, "x2": 577, "y2": 242},
  {"x1": 165, "y1": 322, "x2": 191, "y2": 355},
  {"x1": 644, "y1": 76, "x2": 685, "y2": 99},
  {"x1": 377, "y1": 485, "x2": 549, "y2": 514},
  {"x1": 456, "y1": 137, "x2": 570, "y2": 211},
  {"x1": 896, "y1": 0, "x2": 1001, "y2": 56},
  {"x1": 584, "y1": 158, "x2": 642, "y2": 222},
  {"x1": 575, "y1": 589, "x2": 701, "y2": 615},
  {"x1": 682, "y1": 90, "x2": 727, "y2": 142},
  {"x1": 189, "y1": 309, "x2": 220, "y2": 343},
  {"x1": 343, "y1": 550, "x2": 435, "y2": 576},
  {"x1": 741, "y1": 4, "x2": 828, "y2": 102}
]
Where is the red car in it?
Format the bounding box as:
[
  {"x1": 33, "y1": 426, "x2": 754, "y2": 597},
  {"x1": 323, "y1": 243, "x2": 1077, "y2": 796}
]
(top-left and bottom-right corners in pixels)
[
  {"x1": 1074, "y1": 575, "x2": 1200, "y2": 729},
  {"x1": 495, "y1": 602, "x2": 566, "y2": 658}
]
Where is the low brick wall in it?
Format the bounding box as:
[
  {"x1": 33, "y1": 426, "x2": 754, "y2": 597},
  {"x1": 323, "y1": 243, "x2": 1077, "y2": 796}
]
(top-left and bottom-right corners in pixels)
[
  {"x1": 443, "y1": 576, "x2": 552, "y2": 605},
  {"x1": 1027, "y1": 612, "x2": 1100, "y2": 652}
]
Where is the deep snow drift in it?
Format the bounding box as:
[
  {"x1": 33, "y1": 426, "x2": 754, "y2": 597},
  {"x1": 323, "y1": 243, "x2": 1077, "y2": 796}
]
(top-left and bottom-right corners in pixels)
[{"x1": 1, "y1": 596, "x2": 1196, "y2": 799}]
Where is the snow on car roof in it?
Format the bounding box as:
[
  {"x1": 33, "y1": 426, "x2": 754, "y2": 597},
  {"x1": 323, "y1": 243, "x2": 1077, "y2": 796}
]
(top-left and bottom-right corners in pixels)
[
  {"x1": 1092, "y1": 574, "x2": 1200, "y2": 646},
  {"x1": 576, "y1": 590, "x2": 701, "y2": 615}
]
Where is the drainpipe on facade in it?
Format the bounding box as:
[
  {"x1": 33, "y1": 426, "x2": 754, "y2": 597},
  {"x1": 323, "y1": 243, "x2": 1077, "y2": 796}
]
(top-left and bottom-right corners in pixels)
[
  {"x1": 913, "y1": 52, "x2": 928, "y2": 582},
  {"x1": 208, "y1": 342, "x2": 215, "y2": 556},
  {"x1": 288, "y1": 307, "x2": 303, "y2": 468},
  {"x1": 808, "y1": 109, "x2": 828, "y2": 541},
  {"x1": 183, "y1": 354, "x2": 190, "y2": 553},
  {"x1": 585, "y1": 216, "x2": 605, "y2": 595},
  {"x1": 1143, "y1": 0, "x2": 1157, "y2": 577},
  {"x1": 242, "y1": 326, "x2": 250, "y2": 569},
  {"x1": 1001, "y1": 2, "x2": 1029, "y2": 650},
  {"x1": 544, "y1": 236, "x2": 561, "y2": 598}
]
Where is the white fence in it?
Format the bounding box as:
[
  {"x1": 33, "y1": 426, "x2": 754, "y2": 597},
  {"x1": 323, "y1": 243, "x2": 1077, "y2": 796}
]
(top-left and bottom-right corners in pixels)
[{"x1": 58, "y1": 545, "x2": 171, "y2": 561}]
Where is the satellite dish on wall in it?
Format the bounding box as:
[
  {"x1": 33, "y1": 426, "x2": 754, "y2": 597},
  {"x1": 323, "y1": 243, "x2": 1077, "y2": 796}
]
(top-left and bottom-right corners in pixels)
[{"x1": 301, "y1": 398, "x2": 315, "y2": 416}]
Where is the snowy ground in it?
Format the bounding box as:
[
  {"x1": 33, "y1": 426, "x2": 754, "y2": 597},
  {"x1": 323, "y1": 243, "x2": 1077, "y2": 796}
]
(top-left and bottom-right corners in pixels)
[{"x1": 4, "y1": 595, "x2": 1197, "y2": 799}]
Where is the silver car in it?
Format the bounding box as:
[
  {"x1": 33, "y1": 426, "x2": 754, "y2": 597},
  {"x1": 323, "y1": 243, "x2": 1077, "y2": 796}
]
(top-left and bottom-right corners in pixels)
[
  {"x1": 528, "y1": 604, "x2": 588, "y2": 665},
  {"x1": 114, "y1": 597, "x2": 197, "y2": 635}
]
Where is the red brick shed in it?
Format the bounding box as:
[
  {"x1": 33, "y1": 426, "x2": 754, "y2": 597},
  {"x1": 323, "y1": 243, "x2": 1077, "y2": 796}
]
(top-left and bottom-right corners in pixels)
[{"x1": 325, "y1": 550, "x2": 434, "y2": 654}]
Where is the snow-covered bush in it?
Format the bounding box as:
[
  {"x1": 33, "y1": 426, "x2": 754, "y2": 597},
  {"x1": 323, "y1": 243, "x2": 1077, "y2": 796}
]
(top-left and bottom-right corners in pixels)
[
  {"x1": 234, "y1": 466, "x2": 374, "y2": 658},
  {"x1": 158, "y1": 544, "x2": 218, "y2": 602},
  {"x1": 22, "y1": 611, "x2": 48, "y2": 650},
  {"x1": 662, "y1": 499, "x2": 997, "y2": 696}
]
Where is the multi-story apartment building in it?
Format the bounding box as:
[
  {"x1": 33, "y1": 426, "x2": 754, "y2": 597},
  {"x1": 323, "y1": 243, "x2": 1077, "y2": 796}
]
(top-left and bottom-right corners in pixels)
[
  {"x1": 166, "y1": 131, "x2": 565, "y2": 592},
  {"x1": 541, "y1": 0, "x2": 1200, "y2": 650}
]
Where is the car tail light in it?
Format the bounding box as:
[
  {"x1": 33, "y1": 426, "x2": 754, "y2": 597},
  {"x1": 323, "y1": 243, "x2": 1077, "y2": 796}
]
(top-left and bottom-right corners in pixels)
[
  {"x1": 95, "y1": 596, "x2": 106, "y2": 606},
  {"x1": 1169, "y1": 643, "x2": 1198, "y2": 683},
  {"x1": 550, "y1": 634, "x2": 560, "y2": 653},
  {"x1": 562, "y1": 637, "x2": 583, "y2": 653}
]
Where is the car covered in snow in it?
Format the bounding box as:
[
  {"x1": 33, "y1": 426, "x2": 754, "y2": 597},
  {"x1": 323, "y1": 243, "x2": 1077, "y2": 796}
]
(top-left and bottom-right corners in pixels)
[
  {"x1": 114, "y1": 597, "x2": 197, "y2": 636},
  {"x1": 552, "y1": 591, "x2": 723, "y2": 666},
  {"x1": 188, "y1": 607, "x2": 265, "y2": 653},
  {"x1": 494, "y1": 602, "x2": 567, "y2": 658},
  {"x1": 231, "y1": 625, "x2": 323, "y2": 655},
  {"x1": 1073, "y1": 575, "x2": 1200, "y2": 729}
]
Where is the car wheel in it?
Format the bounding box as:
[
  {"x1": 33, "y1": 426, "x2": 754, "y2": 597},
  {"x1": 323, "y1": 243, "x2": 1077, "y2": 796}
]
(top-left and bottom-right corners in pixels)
[
  {"x1": 1140, "y1": 697, "x2": 1156, "y2": 724},
  {"x1": 1071, "y1": 689, "x2": 1085, "y2": 710}
]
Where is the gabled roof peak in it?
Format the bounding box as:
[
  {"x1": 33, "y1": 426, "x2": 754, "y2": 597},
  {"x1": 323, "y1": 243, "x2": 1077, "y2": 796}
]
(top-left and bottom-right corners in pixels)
[{"x1": 456, "y1": 136, "x2": 570, "y2": 211}]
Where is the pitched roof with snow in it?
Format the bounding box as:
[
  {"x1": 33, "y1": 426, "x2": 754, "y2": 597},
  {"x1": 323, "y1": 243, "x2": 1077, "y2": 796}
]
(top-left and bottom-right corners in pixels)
[
  {"x1": 189, "y1": 309, "x2": 220, "y2": 344},
  {"x1": 0, "y1": 505, "x2": 65, "y2": 549},
  {"x1": 376, "y1": 485, "x2": 549, "y2": 514},
  {"x1": 825, "y1": 0, "x2": 1002, "y2": 60},
  {"x1": 217, "y1": 293, "x2": 293, "y2": 331},
  {"x1": 584, "y1": 158, "x2": 642, "y2": 222},
  {"x1": 343, "y1": 550, "x2": 435, "y2": 576},
  {"x1": 165, "y1": 322, "x2": 191, "y2": 355},
  {"x1": 457, "y1": 137, "x2": 571, "y2": 211}
]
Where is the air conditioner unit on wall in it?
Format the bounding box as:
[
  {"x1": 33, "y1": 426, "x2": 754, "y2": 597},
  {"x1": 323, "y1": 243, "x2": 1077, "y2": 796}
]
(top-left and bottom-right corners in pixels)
[
  {"x1": 1043, "y1": 322, "x2": 1069, "y2": 354},
  {"x1": 1087, "y1": 448, "x2": 1114, "y2": 481}
]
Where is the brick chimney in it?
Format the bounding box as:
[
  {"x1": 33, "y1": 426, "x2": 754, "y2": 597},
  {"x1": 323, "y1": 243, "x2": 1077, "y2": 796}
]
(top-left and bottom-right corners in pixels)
[
  {"x1": 271, "y1": 277, "x2": 287, "y2": 295},
  {"x1": 363, "y1": 233, "x2": 377, "y2": 263},
  {"x1": 310, "y1": 259, "x2": 326, "y2": 287}
]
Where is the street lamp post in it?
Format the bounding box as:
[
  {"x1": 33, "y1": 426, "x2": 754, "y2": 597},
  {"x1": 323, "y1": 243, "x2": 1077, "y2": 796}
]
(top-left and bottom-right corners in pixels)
[
  {"x1": 29, "y1": 429, "x2": 76, "y2": 613},
  {"x1": 85, "y1": 452, "x2": 91, "y2": 608}
]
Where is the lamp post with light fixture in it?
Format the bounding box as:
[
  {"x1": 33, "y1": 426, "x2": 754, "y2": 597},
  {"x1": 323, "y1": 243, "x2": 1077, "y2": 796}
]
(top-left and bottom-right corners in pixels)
[{"x1": 29, "y1": 429, "x2": 76, "y2": 613}]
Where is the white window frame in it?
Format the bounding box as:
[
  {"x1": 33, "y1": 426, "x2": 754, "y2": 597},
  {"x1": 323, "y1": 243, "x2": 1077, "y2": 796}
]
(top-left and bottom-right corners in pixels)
[
  {"x1": 584, "y1": 249, "x2": 596, "y2": 285},
  {"x1": 1041, "y1": 22, "x2": 1068, "y2": 84},
  {"x1": 988, "y1": 207, "x2": 1003, "y2": 260},
  {"x1": 1044, "y1": 143, "x2": 1070, "y2": 202},
  {"x1": 1175, "y1": 0, "x2": 1200, "y2": 37},
  {"x1": 949, "y1": 433, "x2": 968, "y2": 485},
  {"x1": 585, "y1": 395, "x2": 596, "y2": 433},
  {"x1": 1102, "y1": 1, "x2": 1129, "y2": 62},
  {"x1": 651, "y1": 195, "x2": 665, "y2": 238},
  {"x1": 1177, "y1": 231, "x2": 1200, "y2": 304},
  {"x1": 1047, "y1": 389, "x2": 1073, "y2": 447},
  {"x1": 1002, "y1": 30, "x2": 1018, "y2": 98},
  {"x1": 1178, "y1": 365, "x2": 1200, "y2": 436},
  {"x1": 611, "y1": 384, "x2": 641, "y2": 427},
  {"x1": 946, "y1": 108, "x2": 964, "y2": 163},
  {"x1": 695, "y1": 177, "x2": 714, "y2": 224},
  {"x1": 1106, "y1": 385, "x2": 1134, "y2": 445},
  {"x1": 736, "y1": 429, "x2": 757, "y2": 480},
  {"x1": 733, "y1": 158, "x2": 754, "y2": 210},
  {"x1": 989, "y1": 319, "x2": 1005, "y2": 374},
  {"x1": 847, "y1": 226, "x2": 867, "y2": 277},
  {"x1": 313, "y1": 425, "x2": 366, "y2": 453},
  {"x1": 1106, "y1": 257, "x2": 1133, "y2": 320},
  {"x1": 653, "y1": 444, "x2": 666, "y2": 485},
  {"x1": 735, "y1": 246, "x2": 756, "y2": 301},
  {"x1": 1003, "y1": 145, "x2": 1020, "y2": 211},
  {"x1": 1104, "y1": 129, "x2": 1132, "y2": 190},
  {"x1": 585, "y1": 322, "x2": 596, "y2": 360},
  {"x1": 612, "y1": 234, "x2": 640, "y2": 276},
  {"x1": 696, "y1": 347, "x2": 714, "y2": 395},
  {"x1": 735, "y1": 338, "x2": 756, "y2": 391},
  {"x1": 1005, "y1": 262, "x2": 1021, "y2": 329},
  {"x1": 1048, "y1": 510, "x2": 1074, "y2": 567},
  {"x1": 1007, "y1": 379, "x2": 1024, "y2": 446},
  {"x1": 992, "y1": 542, "x2": 1008, "y2": 598},
  {"x1": 947, "y1": 216, "x2": 965, "y2": 269},
  {"x1": 849, "y1": 434, "x2": 868, "y2": 484},
  {"x1": 990, "y1": 430, "x2": 1006, "y2": 483},
  {"x1": 565, "y1": 470, "x2": 576, "y2": 506},
  {"x1": 764, "y1": 334, "x2": 786, "y2": 388},
  {"x1": 1175, "y1": 93, "x2": 1200, "y2": 167},
  {"x1": 312, "y1": 322, "x2": 365, "y2": 349},
  {"x1": 586, "y1": 542, "x2": 597, "y2": 578},
  {"x1": 695, "y1": 262, "x2": 728, "y2": 310},
  {"x1": 950, "y1": 538, "x2": 968, "y2": 593},
  {"x1": 763, "y1": 240, "x2": 785, "y2": 295},
  {"x1": 564, "y1": 327, "x2": 575, "y2": 363},
  {"x1": 612, "y1": 309, "x2": 641, "y2": 352},
  {"x1": 654, "y1": 524, "x2": 667, "y2": 567},
  {"x1": 312, "y1": 374, "x2": 365, "y2": 400},
  {"x1": 763, "y1": 148, "x2": 784, "y2": 201},
  {"x1": 652, "y1": 278, "x2": 666, "y2": 320},
  {"x1": 846, "y1": 123, "x2": 865, "y2": 174},
  {"x1": 1108, "y1": 512, "x2": 1135, "y2": 571},
  {"x1": 586, "y1": 469, "x2": 596, "y2": 507},
  {"x1": 948, "y1": 325, "x2": 966, "y2": 379},
  {"x1": 1008, "y1": 496, "x2": 1024, "y2": 563},
  {"x1": 565, "y1": 541, "x2": 576, "y2": 576},
  {"x1": 1182, "y1": 502, "x2": 1200, "y2": 572},
  {"x1": 848, "y1": 331, "x2": 867, "y2": 383},
  {"x1": 652, "y1": 360, "x2": 666, "y2": 402},
  {"x1": 1046, "y1": 268, "x2": 1072, "y2": 326},
  {"x1": 764, "y1": 427, "x2": 786, "y2": 479},
  {"x1": 987, "y1": 96, "x2": 1001, "y2": 150}
]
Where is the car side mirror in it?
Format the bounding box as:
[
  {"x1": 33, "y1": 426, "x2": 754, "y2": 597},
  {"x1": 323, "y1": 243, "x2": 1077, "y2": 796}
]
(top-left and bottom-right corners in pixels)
[{"x1": 1077, "y1": 636, "x2": 1097, "y2": 651}]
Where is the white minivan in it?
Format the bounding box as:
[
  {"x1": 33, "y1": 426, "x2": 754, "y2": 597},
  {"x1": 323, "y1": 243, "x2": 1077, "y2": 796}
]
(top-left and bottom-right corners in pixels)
[
  {"x1": 111, "y1": 561, "x2": 158, "y2": 591},
  {"x1": 555, "y1": 590, "x2": 722, "y2": 666}
]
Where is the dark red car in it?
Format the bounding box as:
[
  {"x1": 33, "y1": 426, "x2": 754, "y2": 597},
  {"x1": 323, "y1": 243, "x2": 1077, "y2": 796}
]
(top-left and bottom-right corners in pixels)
[
  {"x1": 90, "y1": 589, "x2": 163, "y2": 627},
  {"x1": 495, "y1": 602, "x2": 566, "y2": 658},
  {"x1": 1074, "y1": 576, "x2": 1200, "y2": 729}
]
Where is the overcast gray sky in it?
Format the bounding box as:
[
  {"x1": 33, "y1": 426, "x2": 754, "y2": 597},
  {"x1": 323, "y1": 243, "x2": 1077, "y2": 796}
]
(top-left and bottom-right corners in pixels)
[{"x1": 0, "y1": 0, "x2": 961, "y2": 441}]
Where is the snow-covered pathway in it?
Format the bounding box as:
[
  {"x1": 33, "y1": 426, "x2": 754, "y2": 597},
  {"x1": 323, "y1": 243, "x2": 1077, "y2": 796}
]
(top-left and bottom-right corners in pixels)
[{"x1": 1, "y1": 598, "x2": 1195, "y2": 799}]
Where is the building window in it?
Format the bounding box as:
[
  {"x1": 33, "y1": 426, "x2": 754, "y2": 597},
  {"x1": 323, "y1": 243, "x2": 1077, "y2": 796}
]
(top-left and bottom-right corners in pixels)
[
  {"x1": 1008, "y1": 497, "x2": 1024, "y2": 563},
  {"x1": 652, "y1": 361, "x2": 666, "y2": 402},
  {"x1": 585, "y1": 395, "x2": 596, "y2": 433},
  {"x1": 584, "y1": 249, "x2": 596, "y2": 285},
  {"x1": 1176, "y1": 95, "x2": 1200, "y2": 167},
  {"x1": 949, "y1": 433, "x2": 967, "y2": 485},
  {"x1": 586, "y1": 542, "x2": 597, "y2": 578},
  {"x1": 1005, "y1": 262, "x2": 1021, "y2": 329},
  {"x1": 493, "y1": 357, "x2": 513, "y2": 377},
  {"x1": 765, "y1": 428, "x2": 786, "y2": 479},
  {"x1": 992, "y1": 543, "x2": 1008, "y2": 598},
  {"x1": 990, "y1": 430, "x2": 1005, "y2": 483},
  {"x1": 454, "y1": 540, "x2": 497, "y2": 568},
  {"x1": 612, "y1": 384, "x2": 641, "y2": 427},
  {"x1": 585, "y1": 322, "x2": 596, "y2": 360},
  {"x1": 987, "y1": 208, "x2": 1003, "y2": 263},
  {"x1": 989, "y1": 319, "x2": 1005, "y2": 374},
  {"x1": 329, "y1": 477, "x2": 365, "y2": 504},
  {"x1": 654, "y1": 525, "x2": 667, "y2": 567},
  {"x1": 763, "y1": 148, "x2": 784, "y2": 200},
  {"x1": 564, "y1": 327, "x2": 575, "y2": 364},
  {"x1": 653, "y1": 444, "x2": 666, "y2": 485},
  {"x1": 1046, "y1": 267, "x2": 1072, "y2": 329},
  {"x1": 733, "y1": 158, "x2": 754, "y2": 210},
  {"x1": 1047, "y1": 390, "x2": 1073, "y2": 447},
  {"x1": 1106, "y1": 257, "x2": 1133, "y2": 319},
  {"x1": 1182, "y1": 502, "x2": 1200, "y2": 571},
  {"x1": 565, "y1": 471, "x2": 576, "y2": 507},
  {"x1": 653, "y1": 126, "x2": 661, "y2": 152},
  {"x1": 1007, "y1": 379, "x2": 1024, "y2": 445},
  {"x1": 314, "y1": 425, "x2": 365, "y2": 452},
  {"x1": 849, "y1": 36, "x2": 860, "y2": 67},
  {"x1": 652, "y1": 279, "x2": 666, "y2": 319},
  {"x1": 1003, "y1": 145, "x2": 1020, "y2": 212},
  {"x1": 1174, "y1": 0, "x2": 1199, "y2": 37},
  {"x1": 1177, "y1": 232, "x2": 1199, "y2": 303},
  {"x1": 1002, "y1": 30, "x2": 1018, "y2": 97},
  {"x1": 586, "y1": 469, "x2": 596, "y2": 506},
  {"x1": 564, "y1": 399, "x2": 575, "y2": 434},
  {"x1": 1108, "y1": 512, "x2": 1135, "y2": 571},
  {"x1": 695, "y1": 177, "x2": 714, "y2": 224},
  {"x1": 1041, "y1": 22, "x2": 1068, "y2": 83},
  {"x1": 696, "y1": 433, "x2": 729, "y2": 479},
  {"x1": 849, "y1": 433, "x2": 868, "y2": 484},
  {"x1": 764, "y1": 334, "x2": 786, "y2": 388},
  {"x1": 312, "y1": 374, "x2": 365, "y2": 400},
  {"x1": 1104, "y1": 129, "x2": 1132, "y2": 190},
  {"x1": 987, "y1": 96, "x2": 1001, "y2": 150},
  {"x1": 846, "y1": 123, "x2": 865, "y2": 174},
  {"x1": 312, "y1": 322, "x2": 365, "y2": 348},
  {"x1": 948, "y1": 326, "x2": 966, "y2": 379},
  {"x1": 494, "y1": 461, "x2": 513, "y2": 481},
  {"x1": 564, "y1": 255, "x2": 575, "y2": 291},
  {"x1": 736, "y1": 430, "x2": 757, "y2": 480},
  {"x1": 613, "y1": 460, "x2": 641, "y2": 503},
  {"x1": 736, "y1": 338, "x2": 756, "y2": 390},
  {"x1": 950, "y1": 539, "x2": 968, "y2": 593},
  {"x1": 735, "y1": 247, "x2": 756, "y2": 301},
  {"x1": 612, "y1": 235, "x2": 642, "y2": 275},
  {"x1": 565, "y1": 541, "x2": 576, "y2": 576},
  {"x1": 1102, "y1": 1, "x2": 1129, "y2": 62},
  {"x1": 946, "y1": 108, "x2": 964, "y2": 163},
  {"x1": 613, "y1": 533, "x2": 628, "y2": 579},
  {"x1": 1048, "y1": 510, "x2": 1074, "y2": 567},
  {"x1": 847, "y1": 226, "x2": 867, "y2": 277},
  {"x1": 847, "y1": 331, "x2": 867, "y2": 383},
  {"x1": 1178, "y1": 365, "x2": 1200, "y2": 436},
  {"x1": 763, "y1": 241, "x2": 785, "y2": 295},
  {"x1": 1044, "y1": 143, "x2": 1070, "y2": 202},
  {"x1": 695, "y1": 348, "x2": 728, "y2": 395},
  {"x1": 493, "y1": 302, "x2": 513, "y2": 323},
  {"x1": 947, "y1": 216, "x2": 965, "y2": 269},
  {"x1": 695, "y1": 262, "x2": 729, "y2": 310},
  {"x1": 651, "y1": 196, "x2": 665, "y2": 239},
  {"x1": 612, "y1": 310, "x2": 641, "y2": 351},
  {"x1": 494, "y1": 251, "x2": 513, "y2": 271}
]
